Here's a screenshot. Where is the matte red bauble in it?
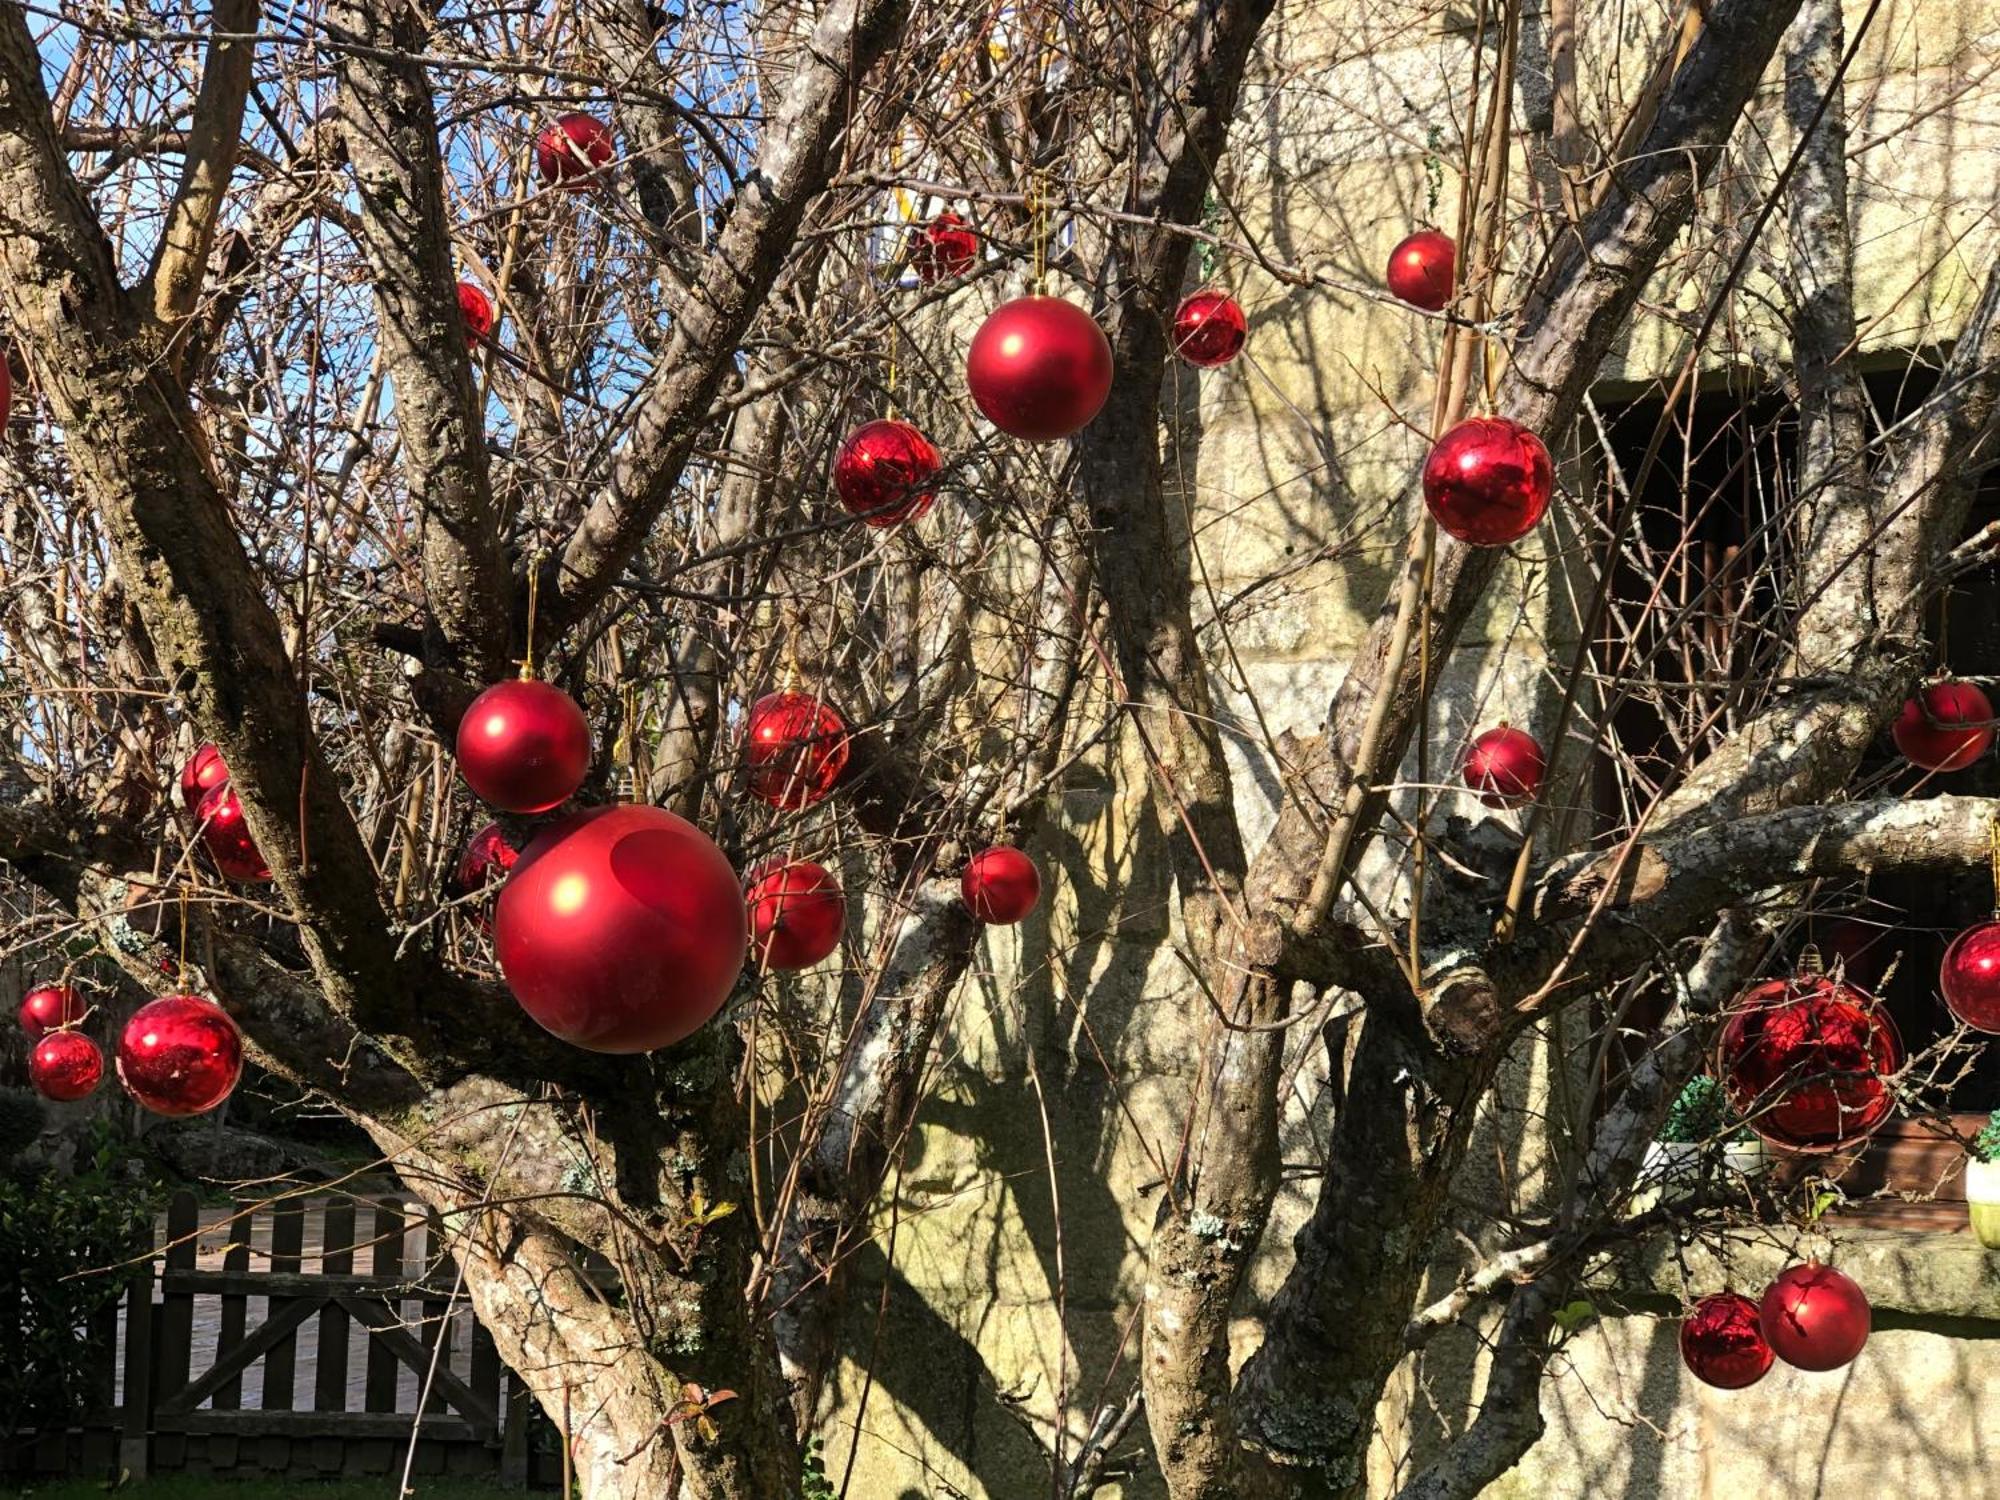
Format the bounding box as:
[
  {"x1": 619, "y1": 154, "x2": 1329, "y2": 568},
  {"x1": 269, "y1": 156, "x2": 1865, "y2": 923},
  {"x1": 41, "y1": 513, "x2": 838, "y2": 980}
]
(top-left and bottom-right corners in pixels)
[
  {"x1": 966, "y1": 297, "x2": 1114, "y2": 442},
  {"x1": 1171, "y1": 290, "x2": 1248, "y2": 368},
  {"x1": 1386, "y1": 229, "x2": 1456, "y2": 312},
  {"x1": 179, "y1": 742, "x2": 230, "y2": 808},
  {"x1": 536, "y1": 111, "x2": 614, "y2": 189},
  {"x1": 1679, "y1": 1292, "x2": 1774, "y2": 1390},
  {"x1": 1760, "y1": 1264, "x2": 1870, "y2": 1372},
  {"x1": 458, "y1": 281, "x2": 495, "y2": 344},
  {"x1": 961, "y1": 846, "x2": 1040, "y2": 925},
  {"x1": 456, "y1": 679, "x2": 592, "y2": 814},
  {"x1": 30, "y1": 1030, "x2": 103, "y2": 1103},
  {"x1": 196, "y1": 782, "x2": 273, "y2": 883},
  {"x1": 1892, "y1": 680, "x2": 1993, "y2": 772},
  {"x1": 1718, "y1": 973, "x2": 1902, "y2": 1152},
  {"x1": 117, "y1": 995, "x2": 243, "y2": 1117},
  {"x1": 834, "y1": 419, "x2": 942, "y2": 526},
  {"x1": 20, "y1": 983, "x2": 86, "y2": 1037},
  {"x1": 1941, "y1": 920, "x2": 2000, "y2": 1033},
  {"x1": 910, "y1": 212, "x2": 979, "y2": 283},
  {"x1": 493, "y1": 804, "x2": 746, "y2": 1052},
  {"x1": 744, "y1": 692, "x2": 850, "y2": 809},
  {"x1": 1463, "y1": 726, "x2": 1545, "y2": 808},
  {"x1": 1422, "y1": 417, "x2": 1554, "y2": 546},
  {"x1": 746, "y1": 859, "x2": 846, "y2": 970}
]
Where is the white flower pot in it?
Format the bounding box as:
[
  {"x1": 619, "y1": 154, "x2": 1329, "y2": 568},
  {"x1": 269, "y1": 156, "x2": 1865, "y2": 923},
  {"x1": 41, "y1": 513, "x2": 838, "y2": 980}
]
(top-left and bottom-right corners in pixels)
[
  {"x1": 1631, "y1": 1141, "x2": 1703, "y2": 1214},
  {"x1": 1723, "y1": 1137, "x2": 1773, "y2": 1181},
  {"x1": 1966, "y1": 1157, "x2": 2000, "y2": 1249}
]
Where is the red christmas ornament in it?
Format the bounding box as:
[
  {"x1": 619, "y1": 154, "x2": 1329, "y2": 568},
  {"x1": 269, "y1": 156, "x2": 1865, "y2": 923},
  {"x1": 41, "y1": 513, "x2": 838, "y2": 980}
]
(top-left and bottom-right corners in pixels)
[
  {"x1": 910, "y1": 212, "x2": 979, "y2": 283},
  {"x1": 1386, "y1": 229, "x2": 1457, "y2": 312},
  {"x1": 451, "y1": 821, "x2": 522, "y2": 898},
  {"x1": 1679, "y1": 1292, "x2": 1775, "y2": 1390},
  {"x1": 961, "y1": 846, "x2": 1040, "y2": 925},
  {"x1": 1760, "y1": 1263, "x2": 1870, "y2": 1372},
  {"x1": 493, "y1": 804, "x2": 747, "y2": 1053},
  {"x1": 1423, "y1": 417, "x2": 1554, "y2": 546},
  {"x1": 1892, "y1": 680, "x2": 1993, "y2": 772},
  {"x1": 458, "y1": 281, "x2": 495, "y2": 344},
  {"x1": 744, "y1": 692, "x2": 850, "y2": 809},
  {"x1": 966, "y1": 296, "x2": 1114, "y2": 442},
  {"x1": 1463, "y1": 726, "x2": 1545, "y2": 808},
  {"x1": 30, "y1": 1030, "x2": 104, "y2": 1103},
  {"x1": 19, "y1": 983, "x2": 86, "y2": 1038},
  {"x1": 834, "y1": 419, "x2": 942, "y2": 526},
  {"x1": 746, "y1": 859, "x2": 846, "y2": 970},
  {"x1": 195, "y1": 782, "x2": 273, "y2": 883},
  {"x1": 456, "y1": 679, "x2": 592, "y2": 814},
  {"x1": 1941, "y1": 920, "x2": 2000, "y2": 1034},
  {"x1": 1171, "y1": 290, "x2": 1248, "y2": 368},
  {"x1": 535, "y1": 111, "x2": 614, "y2": 190},
  {"x1": 179, "y1": 742, "x2": 230, "y2": 808},
  {"x1": 117, "y1": 995, "x2": 243, "y2": 1117},
  {"x1": 1718, "y1": 971, "x2": 1902, "y2": 1152}
]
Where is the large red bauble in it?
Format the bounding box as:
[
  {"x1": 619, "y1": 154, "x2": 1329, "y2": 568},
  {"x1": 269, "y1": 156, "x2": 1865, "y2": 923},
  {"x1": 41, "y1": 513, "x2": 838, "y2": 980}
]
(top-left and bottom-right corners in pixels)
[
  {"x1": 1718, "y1": 974, "x2": 1902, "y2": 1152},
  {"x1": 910, "y1": 212, "x2": 979, "y2": 283},
  {"x1": 1422, "y1": 417, "x2": 1554, "y2": 546},
  {"x1": 179, "y1": 742, "x2": 231, "y2": 809},
  {"x1": 1760, "y1": 1264, "x2": 1870, "y2": 1372},
  {"x1": 1386, "y1": 229, "x2": 1457, "y2": 312},
  {"x1": 744, "y1": 692, "x2": 850, "y2": 809},
  {"x1": 458, "y1": 281, "x2": 495, "y2": 344},
  {"x1": 1171, "y1": 290, "x2": 1248, "y2": 368},
  {"x1": 535, "y1": 111, "x2": 614, "y2": 190},
  {"x1": 493, "y1": 804, "x2": 746, "y2": 1053},
  {"x1": 117, "y1": 995, "x2": 244, "y2": 1117},
  {"x1": 1679, "y1": 1292, "x2": 1774, "y2": 1390},
  {"x1": 1463, "y1": 726, "x2": 1545, "y2": 808},
  {"x1": 834, "y1": 419, "x2": 942, "y2": 526},
  {"x1": 30, "y1": 1030, "x2": 104, "y2": 1102},
  {"x1": 746, "y1": 859, "x2": 846, "y2": 970},
  {"x1": 1892, "y1": 680, "x2": 1993, "y2": 772},
  {"x1": 20, "y1": 983, "x2": 86, "y2": 1037},
  {"x1": 1941, "y1": 920, "x2": 2000, "y2": 1034},
  {"x1": 961, "y1": 846, "x2": 1040, "y2": 925},
  {"x1": 456, "y1": 679, "x2": 592, "y2": 814},
  {"x1": 196, "y1": 782, "x2": 273, "y2": 883},
  {"x1": 966, "y1": 297, "x2": 1114, "y2": 442}
]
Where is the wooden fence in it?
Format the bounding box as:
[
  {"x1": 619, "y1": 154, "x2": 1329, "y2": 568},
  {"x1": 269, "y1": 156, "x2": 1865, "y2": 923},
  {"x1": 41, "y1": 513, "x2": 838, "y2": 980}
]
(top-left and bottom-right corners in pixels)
[{"x1": 7, "y1": 1189, "x2": 560, "y2": 1487}]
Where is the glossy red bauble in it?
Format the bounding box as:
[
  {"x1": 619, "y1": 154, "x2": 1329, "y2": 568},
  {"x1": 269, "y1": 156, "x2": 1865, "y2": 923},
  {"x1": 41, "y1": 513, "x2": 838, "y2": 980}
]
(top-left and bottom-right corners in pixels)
[
  {"x1": 1679, "y1": 1292, "x2": 1774, "y2": 1390},
  {"x1": 117, "y1": 995, "x2": 244, "y2": 1117},
  {"x1": 456, "y1": 679, "x2": 592, "y2": 814},
  {"x1": 30, "y1": 1030, "x2": 104, "y2": 1102},
  {"x1": 458, "y1": 281, "x2": 495, "y2": 344},
  {"x1": 1892, "y1": 680, "x2": 1993, "y2": 772},
  {"x1": 961, "y1": 846, "x2": 1040, "y2": 925},
  {"x1": 1171, "y1": 290, "x2": 1248, "y2": 368},
  {"x1": 966, "y1": 297, "x2": 1114, "y2": 442},
  {"x1": 1718, "y1": 974, "x2": 1902, "y2": 1152},
  {"x1": 536, "y1": 111, "x2": 614, "y2": 190},
  {"x1": 746, "y1": 859, "x2": 846, "y2": 970},
  {"x1": 19, "y1": 983, "x2": 86, "y2": 1037},
  {"x1": 1386, "y1": 229, "x2": 1457, "y2": 312},
  {"x1": 744, "y1": 692, "x2": 850, "y2": 809},
  {"x1": 493, "y1": 804, "x2": 746, "y2": 1052},
  {"x1": 1463, "y1": 726, "x2": 1545, "y2": 808},
  {"x1": 1760, "y1": 1264, "x2": 1870, "y2": 1372},
  {"x1": 1422, "y1": 417, "x2": 1554, "y2": 546},
  {"x1": 195, "y1": 782, "x2": 273, "y2": 883},
  {"x1": 1941, "y1": 920, "x2": 2000, "y2": 1034},
  {"x1": 178, "y1": 742, "x2": 230, "y2": 808},
  {"x1": 451, "y1": 821, "x2": 522, "y2": 898},
  {"x1": 910, "y1": 212, "x2": 979, "y2": 283},
  {"x1": 834, "y1": 419, "x2": 942, "y2": 526}
]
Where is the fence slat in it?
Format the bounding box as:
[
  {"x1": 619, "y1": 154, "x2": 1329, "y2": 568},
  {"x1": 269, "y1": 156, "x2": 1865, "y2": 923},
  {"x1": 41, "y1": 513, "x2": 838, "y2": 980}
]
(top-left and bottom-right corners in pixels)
[
  {"x1": 263, "y1": 1199, "x2": 304, "y2": 1414},
  {"x1": 470, "y1": 1319, "x2": 501, "y2": 1447},
  {"x1": 420, "y1": 1209, "x2": 450, "y2": 1416},
  {"x1": 119, "y1": 1238, "x2": 154, "y2": 1478},
  {"x1": 152, "y1": 1191, "x2": 198, "y2": 1420},
  {"x1": 212, "y1": 1205, "x2": 252, "y2": 1410},
  {"x1": 364, "y1": 1200, "x2": 405, "y2": 1414},
  {"x1": 314, "y1": 1201, "x2": 354, "y2": 1416}
]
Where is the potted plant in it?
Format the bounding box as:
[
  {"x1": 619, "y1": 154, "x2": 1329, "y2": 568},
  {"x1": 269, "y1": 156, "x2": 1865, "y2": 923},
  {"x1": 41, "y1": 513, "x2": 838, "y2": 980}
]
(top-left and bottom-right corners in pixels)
[
  {"x1": 1966, "y1": 1110, "x2": 2000, "y2": 1249},
  {"x1": 1635, "y1": 1076, "x2": 1728, "y2": 1211}
]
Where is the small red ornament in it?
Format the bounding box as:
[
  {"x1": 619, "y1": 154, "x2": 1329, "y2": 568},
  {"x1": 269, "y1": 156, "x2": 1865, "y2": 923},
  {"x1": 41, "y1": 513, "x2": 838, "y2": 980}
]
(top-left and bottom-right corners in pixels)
[
  {"x1": 961, "y1": 846, "x2": 1040, "y2": 925},
  {"x1": 451, "y1": 821, "x2": 522, "y2": 898},
  {"x1": 1386, "y1": 229, "x2": 1457, "y2": 312},
  {"x1": 195, "y1": 782, "x2": 273, "y2": 883},
  {"x1": 1718, "y1": 971, "x2": 1902, "y2": 1152},
  {"x1": 1760, "y1": 1263, "x2": 1870, "y2": 1372},
  {"x1": 910, "y1": 212, "x2": 979, "y2": 283},
  {"x1": 744, "y1": 692, "x2": 850, "y2": 809},
  {"x1": 30, "y1": 1030, "x2": 103, "y2": 1102},
  {"x1": 966, "y1": 296, "x2": 1114, "y2": 442},
  {"x1": 19, "y1": 983, "x2": 86, "y2": 1037},
  {"x1": 458, "y1": 281, "x2": 495, "y2": 345},
  {"x1": 834, "y1": 419, "x2": 942, "y2": 526},
  {"x1": 1171, "y1": 290, "x2": 1248, "y2": 368},
  {"x1": 1463, "y1": 726, "x2": 1545, "y2": 808},
  {"x1": 179, "y1": 742, "x2": 230, "y2": 808},
  {"x1": 1941, "y1": 920, "x2": 2000, "y2": 1033},
  {"x1": 746, "y1": 859, "x2": 846, "y2": 970},
  {"x1": 1679, "y1": 1292, "x2": 1775, "y2": 1390},
  {"x1": 535, "y1": 111, "x2": 614, "y2": 190},
  {"x1": 493, "y1": 804, "x2": 747, "y2": 1052},
  {"x1": 1892, "y1": 680, "x2": 1993, "y2": 772},
  {"x1": 1422, "y1": 417, "x2": 1554, "y2": 546},
  {"x1": 456, "y1": 679, "x2": 592, "y2": 815},
  {"x1": 117, "y1": 994, "x2": 243, "y2": 1117}
]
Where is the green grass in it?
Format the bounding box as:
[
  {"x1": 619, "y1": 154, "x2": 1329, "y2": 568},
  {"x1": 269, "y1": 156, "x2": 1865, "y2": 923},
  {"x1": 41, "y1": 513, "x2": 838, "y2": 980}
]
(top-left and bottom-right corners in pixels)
[{"x1": 8, "y1": 1479, "x2": 538, "y2": 1499}]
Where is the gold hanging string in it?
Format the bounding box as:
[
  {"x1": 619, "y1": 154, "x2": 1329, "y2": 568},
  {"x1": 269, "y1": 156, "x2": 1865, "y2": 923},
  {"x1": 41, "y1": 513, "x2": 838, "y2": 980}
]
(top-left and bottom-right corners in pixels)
[
  {"x1": 886, "y1": 317, "x2": 898, "y2": 421},
  {"x1": 178, "y1": 885, "x2": 190, "y2": 987},
  {"x1": 1987, "y1": 813, "x2": 2000, "y2": 917},
  {"x1": 617, "y1": 681, "x2": 641, "y2": 802},
  {"x1": 1030, "y1": 166, "x2": 1049, "y2": 296},
  {"x1": 519, "y1": 550, "x2": 543, "y2": 681}
]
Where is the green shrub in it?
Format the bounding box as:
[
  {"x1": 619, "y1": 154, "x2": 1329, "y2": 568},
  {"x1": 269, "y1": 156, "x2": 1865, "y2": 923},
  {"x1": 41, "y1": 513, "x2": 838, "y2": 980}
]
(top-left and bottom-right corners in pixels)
[
  {"x1": 1657, "y1": 1075, "x2": 1731, "y2": 1144},
  {"x1": 1974, "y1": 1110, "x2": 2000, "y2": 1164}
]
